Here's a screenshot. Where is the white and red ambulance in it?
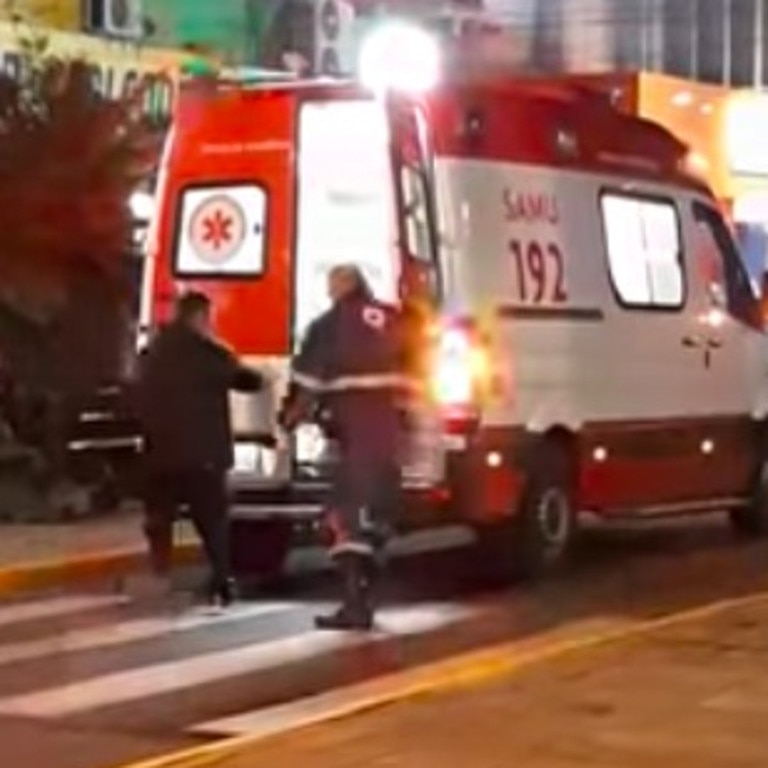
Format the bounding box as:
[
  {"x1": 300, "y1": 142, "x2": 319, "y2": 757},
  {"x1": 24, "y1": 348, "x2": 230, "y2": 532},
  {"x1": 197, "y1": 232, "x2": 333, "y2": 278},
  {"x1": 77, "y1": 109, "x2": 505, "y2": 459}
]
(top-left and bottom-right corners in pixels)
[{"x1": 140, "y1": 55, "x2": 768, "y2": 581}]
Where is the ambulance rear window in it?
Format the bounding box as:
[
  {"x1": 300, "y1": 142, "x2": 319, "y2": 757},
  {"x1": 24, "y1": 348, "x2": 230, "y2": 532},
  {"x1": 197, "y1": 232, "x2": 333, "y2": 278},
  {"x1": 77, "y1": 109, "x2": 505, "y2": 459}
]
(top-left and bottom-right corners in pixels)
[
  {"x1": 173, "y1": 183, "x2": 267, "y2": 278},
  {"x1": 601, "y1": 193, "x2": 684, "y2": 310}
]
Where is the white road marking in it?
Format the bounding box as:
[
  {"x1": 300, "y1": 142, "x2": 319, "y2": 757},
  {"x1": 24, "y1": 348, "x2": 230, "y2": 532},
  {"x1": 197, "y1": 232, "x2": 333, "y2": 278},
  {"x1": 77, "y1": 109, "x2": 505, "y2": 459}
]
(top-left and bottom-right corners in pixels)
[
  {"x1": 0, "y1": 603, "x2": 472, "y2": 718},
  {"x1": 0, "y1": 602, "x2": 298, "y2": 666},
  {"x1": 0, "y1": 594, "x2": 129, "y2": 630},
  {"x1": 191, "y1": 679, "x2": 392, "y2": 738}
]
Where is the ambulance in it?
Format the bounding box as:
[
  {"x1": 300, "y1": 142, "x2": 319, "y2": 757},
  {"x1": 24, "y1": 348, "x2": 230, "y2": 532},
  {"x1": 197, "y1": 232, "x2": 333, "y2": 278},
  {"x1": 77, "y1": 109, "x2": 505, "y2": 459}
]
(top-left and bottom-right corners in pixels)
[{"x1": 140, "y1": 28, "x2": 768, "y2": 582}]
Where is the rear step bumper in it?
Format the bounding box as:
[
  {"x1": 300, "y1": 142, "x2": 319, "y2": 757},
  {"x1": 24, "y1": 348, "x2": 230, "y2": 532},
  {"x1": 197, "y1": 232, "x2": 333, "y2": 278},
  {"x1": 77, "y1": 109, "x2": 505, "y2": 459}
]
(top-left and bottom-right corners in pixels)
[
  {"x1": 229, "y1": 481, "x2": 453, "y2": 533},
  {"x1": 230, "y1": 503, "x2": 323, "y2": 522}
]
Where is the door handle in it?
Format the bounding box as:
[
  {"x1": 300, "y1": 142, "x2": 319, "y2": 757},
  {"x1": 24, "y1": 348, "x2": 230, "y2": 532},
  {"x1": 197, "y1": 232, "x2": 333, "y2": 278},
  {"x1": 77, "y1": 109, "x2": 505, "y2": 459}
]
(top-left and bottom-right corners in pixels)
[
  {"x1": 682, "y1": 335, "x2": 702, "y2": 348},
  {"x1": 682, "y1": 335, "x2": 722, "y2": 349}
]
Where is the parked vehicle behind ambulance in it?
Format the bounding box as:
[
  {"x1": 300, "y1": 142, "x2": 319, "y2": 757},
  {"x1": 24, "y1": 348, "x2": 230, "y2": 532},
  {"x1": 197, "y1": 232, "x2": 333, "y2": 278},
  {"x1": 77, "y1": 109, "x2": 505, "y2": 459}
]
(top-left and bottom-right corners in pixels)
[{"x1": 140, "y1": 66, "x2": 768, "y2": 583}]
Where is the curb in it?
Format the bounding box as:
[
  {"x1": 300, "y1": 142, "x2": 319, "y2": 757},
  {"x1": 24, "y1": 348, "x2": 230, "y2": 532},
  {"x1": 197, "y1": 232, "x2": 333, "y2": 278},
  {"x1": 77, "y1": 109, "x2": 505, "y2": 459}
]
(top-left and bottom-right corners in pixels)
[
  {"x1": 113, "y1": 590, "x2": 768, "y2": 768},
  {"x1": 0, "y1": 543, "x2": 200, "y2": 599}
]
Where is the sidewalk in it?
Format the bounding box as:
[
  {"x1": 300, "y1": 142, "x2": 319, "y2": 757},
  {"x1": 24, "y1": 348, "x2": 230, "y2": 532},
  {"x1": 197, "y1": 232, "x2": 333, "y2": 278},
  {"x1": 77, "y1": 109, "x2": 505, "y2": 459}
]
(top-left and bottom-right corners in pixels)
[
  {"x1": 0, "y1": 512, "x2": 143, "y2": 568},
  {"x1": 0, "y1": 511, "x2": 198, "y2": 597},
  {"x1": 162, "y1": 596, "x2": 768, "y2": 768}
]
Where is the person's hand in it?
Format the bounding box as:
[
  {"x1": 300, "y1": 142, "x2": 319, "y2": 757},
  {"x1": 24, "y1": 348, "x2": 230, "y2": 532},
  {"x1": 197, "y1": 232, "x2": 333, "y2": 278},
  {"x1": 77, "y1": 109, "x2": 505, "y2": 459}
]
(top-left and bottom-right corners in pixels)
[
  {"x1": 273, "y1": 429, "x2": 291, "y2": 451},
  {"x1": 277, "y1": 398, "x2": 298, "y2": 432}
]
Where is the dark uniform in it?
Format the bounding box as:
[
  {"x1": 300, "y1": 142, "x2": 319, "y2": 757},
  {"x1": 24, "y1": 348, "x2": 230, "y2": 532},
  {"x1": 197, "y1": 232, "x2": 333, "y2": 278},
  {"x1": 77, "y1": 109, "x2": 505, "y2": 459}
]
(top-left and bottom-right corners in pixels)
[
  {"x1": 136, "y1": 320, "x2": 262, "y2": 604},
  {"x1": 282, "y1": 287, "x2": 406, "y2": 630}
]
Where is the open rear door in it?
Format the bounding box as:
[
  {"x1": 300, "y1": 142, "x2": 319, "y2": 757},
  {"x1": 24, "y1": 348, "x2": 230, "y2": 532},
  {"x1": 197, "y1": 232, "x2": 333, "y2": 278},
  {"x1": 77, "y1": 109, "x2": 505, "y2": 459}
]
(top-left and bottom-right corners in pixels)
[
  {"x1": 146, "y1": 81, "x2": 298, "y2": 488},
  {"x1": 386, "y1": 93, "x2": 447, "y2": 489}
]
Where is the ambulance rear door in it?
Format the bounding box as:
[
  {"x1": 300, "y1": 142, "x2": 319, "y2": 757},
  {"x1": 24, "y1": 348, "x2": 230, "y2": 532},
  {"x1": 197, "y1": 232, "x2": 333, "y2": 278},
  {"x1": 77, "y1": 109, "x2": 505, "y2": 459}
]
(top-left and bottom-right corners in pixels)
[
  {"x1": 385, "y1": 92, "x2": 448, "y2": 489},
  {"x1": 148, "y1": 81, "x2": 297, "y2": 487}
]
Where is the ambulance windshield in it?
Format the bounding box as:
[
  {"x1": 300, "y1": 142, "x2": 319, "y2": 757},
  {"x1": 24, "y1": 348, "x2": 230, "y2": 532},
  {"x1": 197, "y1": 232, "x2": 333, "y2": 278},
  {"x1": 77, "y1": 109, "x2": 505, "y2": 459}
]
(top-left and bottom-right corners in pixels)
[{"x1": 294, "y1": 100, "x2": 398, "y2": 343}]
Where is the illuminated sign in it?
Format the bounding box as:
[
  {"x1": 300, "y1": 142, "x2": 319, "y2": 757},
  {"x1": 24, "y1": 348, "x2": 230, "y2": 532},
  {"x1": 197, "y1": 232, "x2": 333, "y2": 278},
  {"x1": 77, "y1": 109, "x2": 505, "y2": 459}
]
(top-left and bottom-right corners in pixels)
[
  {"x1": 726, "y1": 95, "x2": 768, "y2": 177},
  {"x1": 0, "y1": 21, "x2": 182, "y2": 121}
]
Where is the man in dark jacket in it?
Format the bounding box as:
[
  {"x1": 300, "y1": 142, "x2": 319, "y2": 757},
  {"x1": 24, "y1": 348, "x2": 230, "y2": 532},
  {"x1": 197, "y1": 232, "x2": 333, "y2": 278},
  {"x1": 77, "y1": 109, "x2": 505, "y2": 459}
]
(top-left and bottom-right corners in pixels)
[
  {"x1": 137, "y1": 292, "x2": 262, "y2": 606},
  {"x1": 280, "y1": 265, "x2": 407, "y2": 630}
]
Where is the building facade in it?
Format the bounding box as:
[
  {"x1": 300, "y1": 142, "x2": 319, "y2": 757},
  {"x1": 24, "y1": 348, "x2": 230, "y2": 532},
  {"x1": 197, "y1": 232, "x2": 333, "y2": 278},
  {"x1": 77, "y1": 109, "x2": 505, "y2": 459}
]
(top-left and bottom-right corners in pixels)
[
  {"x1": 471, "y1": 0, "x2": 768, "y2": 88},
  {"x1": 142, "y1": 0, "x2": 267, "y2": 64},
  {"x1": 5, "y1": 1, "x2": 768, "y2": 87},
  {"x1": 252, "y1": 0, "x2": 768, "y2": 87}
]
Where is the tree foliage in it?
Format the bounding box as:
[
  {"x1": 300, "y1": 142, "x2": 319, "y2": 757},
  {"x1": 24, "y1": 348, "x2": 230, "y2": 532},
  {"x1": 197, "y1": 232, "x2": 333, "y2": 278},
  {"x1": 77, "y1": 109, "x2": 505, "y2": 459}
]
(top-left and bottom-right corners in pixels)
[
  {"x1": 0, "y1": 34, "x2": 161, "y2": 407},
  {"x1": 0, "y1": 46, "x2": 159, "y2": 323}
]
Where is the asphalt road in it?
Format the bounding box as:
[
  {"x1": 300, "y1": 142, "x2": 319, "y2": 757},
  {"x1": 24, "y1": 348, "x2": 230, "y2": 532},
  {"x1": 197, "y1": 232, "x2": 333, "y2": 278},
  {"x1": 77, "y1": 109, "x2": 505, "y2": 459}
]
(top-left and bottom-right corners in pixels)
[{"x1": 0, "y1": 514, "x2": 766, "y2": 768}]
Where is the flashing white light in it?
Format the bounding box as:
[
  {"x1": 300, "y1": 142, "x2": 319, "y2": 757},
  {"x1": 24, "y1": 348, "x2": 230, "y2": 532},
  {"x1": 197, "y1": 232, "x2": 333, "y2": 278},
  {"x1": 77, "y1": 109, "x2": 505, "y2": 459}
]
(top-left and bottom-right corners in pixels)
[
  {"x1": 726, "y1": 96, "x2": 768, "y2": 176},
  {"x1": 486, "y1": 451, "x2": 503, "y2": 468},
  {"x1": 686, "y1": 151, "x2": 709, "y2": 174},
  {"x1": 671, "y1": 90, "x2": 694, "y2": 107},
  {"x1": 432, "y1": 327, "x2": 474, "y2": 406},
  {"x1": 700, "y1": 307, "x2": 726, "y2": 329},
  {"x1": 130, "y1": 190, "x2": 154, "y2": 221},
  {"x1": 431, "y1": 325, "x2": 490, "y2": 408},
  {"x1": 358, "y1": 21, "x2": 440, "y2": 95}
]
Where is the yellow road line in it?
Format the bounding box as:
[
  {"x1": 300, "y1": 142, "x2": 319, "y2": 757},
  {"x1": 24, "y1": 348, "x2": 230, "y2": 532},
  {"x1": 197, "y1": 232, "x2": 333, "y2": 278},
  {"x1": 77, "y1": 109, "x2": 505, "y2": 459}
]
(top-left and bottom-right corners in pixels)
[
  {"x1": 0, "y1": 544, "x2": 200, "y2": 599},
  {"x1": 113, "y1": 589, "x2": 768, "y2": 768}
]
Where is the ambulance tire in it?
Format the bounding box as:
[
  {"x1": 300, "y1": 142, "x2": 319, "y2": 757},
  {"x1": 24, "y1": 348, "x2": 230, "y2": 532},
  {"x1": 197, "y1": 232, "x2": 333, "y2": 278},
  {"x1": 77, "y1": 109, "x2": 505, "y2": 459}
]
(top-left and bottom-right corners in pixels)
[
  {"x1": 475, "y1": 444, "x2": 576, "y2": 583},
  {"x1": 729, "y1": 459, "x2": 768, "y2": 538}
]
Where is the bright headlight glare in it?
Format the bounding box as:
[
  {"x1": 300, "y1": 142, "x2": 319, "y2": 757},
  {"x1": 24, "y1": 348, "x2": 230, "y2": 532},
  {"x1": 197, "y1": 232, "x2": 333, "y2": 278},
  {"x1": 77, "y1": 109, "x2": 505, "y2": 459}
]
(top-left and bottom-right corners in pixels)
[
  {"x1": 433, "y1": 359, "x2": 473, "y2": 405},
  {"x1": 358, "y1": 21, "x2": 441, "y2": 94},
  {"x1": 129, "y1": 190, "x2": 154, "y2": 221},
  {"x1": 431, "y1": 325, "x2": 487, "y2": 406}
]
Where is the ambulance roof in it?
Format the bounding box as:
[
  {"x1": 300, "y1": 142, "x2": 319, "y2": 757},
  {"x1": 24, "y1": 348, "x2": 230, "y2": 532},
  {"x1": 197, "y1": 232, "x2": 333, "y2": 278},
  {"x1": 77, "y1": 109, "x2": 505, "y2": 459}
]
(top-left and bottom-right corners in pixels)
[
  {"x1": 177, "y1": 74, "x2": 710, "y2": 195},
  {"x1": 428, "y1": 77, "x2": 708, "y2": 192}
]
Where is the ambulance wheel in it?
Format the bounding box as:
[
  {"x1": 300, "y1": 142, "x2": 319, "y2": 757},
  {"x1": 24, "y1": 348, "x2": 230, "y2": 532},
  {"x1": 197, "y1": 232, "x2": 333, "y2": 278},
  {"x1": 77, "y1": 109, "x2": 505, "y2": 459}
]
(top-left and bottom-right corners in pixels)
[
  {"x1": 476, "y1": 444, "x2": 576, "y2": 583},
  {"x1": 729, "y1": 459, "x2": 768, "y2": 538}
]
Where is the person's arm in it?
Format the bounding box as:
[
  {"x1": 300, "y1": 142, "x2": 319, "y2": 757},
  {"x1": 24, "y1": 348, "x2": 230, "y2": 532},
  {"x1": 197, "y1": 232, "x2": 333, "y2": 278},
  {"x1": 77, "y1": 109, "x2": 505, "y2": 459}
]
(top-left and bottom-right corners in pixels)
[
  {"x1": 279, "y1": 315, "x2": 332, "y2": 430},
  {"x1": 205, "y1": 338, "x2": 264, "y2": 393},
  {"x1": 290, "y1": 317, "x2": 330, "y2": 391},
  {"x1": 229, "y1": 360, "x2": 264, "y2": 392},
  {"x1": 225, "y1": 354, "x2": 263, "y2": 393}
]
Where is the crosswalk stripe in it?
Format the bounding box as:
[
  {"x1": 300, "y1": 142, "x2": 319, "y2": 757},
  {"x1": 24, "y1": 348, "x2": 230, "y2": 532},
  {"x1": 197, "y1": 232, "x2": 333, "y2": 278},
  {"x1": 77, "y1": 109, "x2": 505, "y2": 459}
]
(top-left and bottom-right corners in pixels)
[
  {"x1": 0, "y1": 594, "x2": 128, "y2": 630},
  {"x1": 0, "y1": 602, "x2": 298, "y2": 667},
  {"x1": 0, "y1": 603, "x2": 471, "y2": 718}
]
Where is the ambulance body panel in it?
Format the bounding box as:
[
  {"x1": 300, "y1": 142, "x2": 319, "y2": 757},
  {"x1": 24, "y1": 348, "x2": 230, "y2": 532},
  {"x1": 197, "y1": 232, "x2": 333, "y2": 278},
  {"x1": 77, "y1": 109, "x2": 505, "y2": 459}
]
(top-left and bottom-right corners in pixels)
[{"x1": 142, "y1": 74, "x2": 768, "y2": 579}]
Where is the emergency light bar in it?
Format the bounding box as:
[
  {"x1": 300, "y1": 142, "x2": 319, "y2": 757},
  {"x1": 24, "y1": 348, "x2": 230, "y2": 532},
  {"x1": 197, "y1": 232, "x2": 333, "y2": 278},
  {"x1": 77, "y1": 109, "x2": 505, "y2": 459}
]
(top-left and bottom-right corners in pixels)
[{"x1": 358, "y1": 21, "x2": 441, "y2": 94}]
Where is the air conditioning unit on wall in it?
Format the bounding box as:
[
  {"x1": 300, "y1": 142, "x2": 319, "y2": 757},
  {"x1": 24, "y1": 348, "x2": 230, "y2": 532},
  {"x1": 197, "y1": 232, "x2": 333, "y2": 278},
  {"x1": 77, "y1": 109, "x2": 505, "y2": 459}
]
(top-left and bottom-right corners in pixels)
[
  {"x1": 314, "y1": 0, "x2": 355, "y2": 76},
  {"x1": 85, "y1": 0, "x2": 145, "y2": 40}
]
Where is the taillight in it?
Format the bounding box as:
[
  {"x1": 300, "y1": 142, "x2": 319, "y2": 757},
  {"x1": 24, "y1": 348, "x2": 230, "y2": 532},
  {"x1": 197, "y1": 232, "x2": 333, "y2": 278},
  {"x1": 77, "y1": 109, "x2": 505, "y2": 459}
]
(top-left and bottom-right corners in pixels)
[{"x1": 430, "y1": 321, "x2": 490, "y2": 425}]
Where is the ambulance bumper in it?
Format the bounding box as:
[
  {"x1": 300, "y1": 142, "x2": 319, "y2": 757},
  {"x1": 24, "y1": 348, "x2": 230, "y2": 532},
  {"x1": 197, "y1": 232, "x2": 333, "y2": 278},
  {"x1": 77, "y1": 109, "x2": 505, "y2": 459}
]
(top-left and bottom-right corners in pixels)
[{"x1": 228, "y1": 479, "x2": 455, "y2": 537}]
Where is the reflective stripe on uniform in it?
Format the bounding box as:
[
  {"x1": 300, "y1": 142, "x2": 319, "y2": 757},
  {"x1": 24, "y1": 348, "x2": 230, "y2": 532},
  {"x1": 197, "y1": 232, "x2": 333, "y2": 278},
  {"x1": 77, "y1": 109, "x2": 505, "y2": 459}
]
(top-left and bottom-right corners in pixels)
[
  {"x1": 290, "y1": 371, "x2": 416, "y2": 393},
  {"x1": 290, "y1": 371, "x2": 326, "y2": 391},
  {"x1": 326, "y1": 373, "x2": 410, "y2": 392},
  {"x1": 329, "y1": 541, "x2": 375, "y2": 559}
]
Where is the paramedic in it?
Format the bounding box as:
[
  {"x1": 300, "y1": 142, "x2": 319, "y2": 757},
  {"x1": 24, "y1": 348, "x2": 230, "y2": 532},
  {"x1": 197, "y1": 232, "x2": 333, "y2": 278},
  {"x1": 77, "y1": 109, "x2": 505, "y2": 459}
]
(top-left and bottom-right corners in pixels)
[{"x1": 279, "y1": 265, "x2": 407, "y2": 631}]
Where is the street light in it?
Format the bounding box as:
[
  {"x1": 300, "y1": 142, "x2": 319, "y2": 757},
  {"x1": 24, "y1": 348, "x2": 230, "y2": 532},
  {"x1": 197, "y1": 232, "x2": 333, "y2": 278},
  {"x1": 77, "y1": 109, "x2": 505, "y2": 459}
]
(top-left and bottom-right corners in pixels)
[
  {"x1": 358, "y1": 21, "x2": 441, "y2": 95},
  {"x1": 129, "y1": 190, "x2": 154, "y2": 222}
]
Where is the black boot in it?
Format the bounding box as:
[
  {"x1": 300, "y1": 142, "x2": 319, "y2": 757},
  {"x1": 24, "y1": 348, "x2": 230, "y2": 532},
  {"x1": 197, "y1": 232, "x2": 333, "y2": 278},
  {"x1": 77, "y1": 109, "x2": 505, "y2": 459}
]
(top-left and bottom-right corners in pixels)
[
  {"x1": 206, "y1": 577, "x2": 237, "y2": 608},
  {"x1": 315, "y1": 553, "x2": 375, "y2": 631}
]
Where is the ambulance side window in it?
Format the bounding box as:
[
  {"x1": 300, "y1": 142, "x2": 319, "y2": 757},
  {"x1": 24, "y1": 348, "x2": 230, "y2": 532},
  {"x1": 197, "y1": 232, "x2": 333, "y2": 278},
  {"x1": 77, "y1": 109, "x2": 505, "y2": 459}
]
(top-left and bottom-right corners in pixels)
[
  {"x1": 392, "y1": 104, "x2": 440, "y2": 299},
  {"x1": 692, "y1": 202, "x2": 759, "y2": 328},
  {"x1": 601, "y1": 193, "x2": 684, "y2": 309},
  {"x1": 401, "y1": 166, "x2": 433, "y2": 266}
]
